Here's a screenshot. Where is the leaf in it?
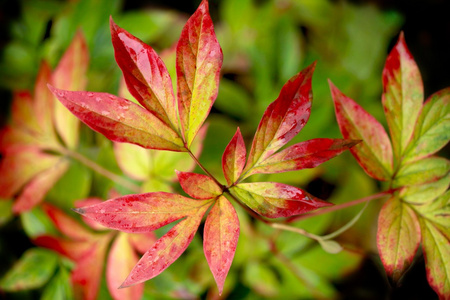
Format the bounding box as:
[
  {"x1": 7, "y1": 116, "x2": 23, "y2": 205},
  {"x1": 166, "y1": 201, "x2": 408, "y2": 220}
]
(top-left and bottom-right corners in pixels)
[
  {"x1": 41, "y1": 267, "x2": 74, "y2": 300},
  {"x1": 114, "y1": 142, "x2": 151, "y2": 181},
  {"x1": 317, "y1": 240, "x2": 343, "y2": 254},
  {"x1": 120, "y1": 205, "x2": 209, "y2": 288},
  {"x1": 107, "y1": 232, "x2": 143, "y2": 300},
  {"x1": 222, "y1": 128, "x2": 247, "y2": 185},
  {"x1": 176, "y1": 0, "x2": 223, "y2": 146},
  {"x1": 393, "y1": 157, "x2": 450, "y2": 187},
  {"x1": 330, "y1": 81, "x2": 394, "y2": 180},
  {"x1": 243, "y1": 138, "x2": 359, "y2": 178},
  {"x1": 417, "y1": 190, "x2": 450, "y2": 228},
  {"x1": 52, "y1": 31, "x2": 89, "y2": 149},
  {"x1": 71, "y1": 236, "x2": 110, "y2": 300},
  {"x1": 244, "y1": 63, "x2": 315, "y2": 173},
  {"x1": 420, "y1": 219, "x2": 450, "y2": 299},
  {"x1": 404, "y1": 87, "x2": 450, "y2": 162},
  {"x1": 0, "y1": 147, "x2": 60, "y2": 199},
  {"x1": 73, "y1": 192, "x2": 211, "y2": 233},
  {"x1": 48, "y1": 86, "x2": 186, "y2": 152},
  {"x1": 203, "y1": 196, "x2": 239, "y2": 295},
  {"x1": 176, "y1": 171, "x2": 222, "y2": 199},
  {"x1": 12, "y1": 159, "x2": 70, "y2": 213},
  {"x1": 377, "y1": 196, "x2": 421, "y2": 282},
  {"x1": 110, "y1": 18, "x2": 178, "y2": 131},
  {"x1": 401, "y1": 175, "x2": 450, "y2": 205},
  {"x1": 0, "y1": 248, "x2": 58, "y2": 291},
  {"x1": 229, "y1": 182, "x2": 332, "y2": 218},
  {"x1": 382, "y1": 32, "x2": 423, "y2": 161}
]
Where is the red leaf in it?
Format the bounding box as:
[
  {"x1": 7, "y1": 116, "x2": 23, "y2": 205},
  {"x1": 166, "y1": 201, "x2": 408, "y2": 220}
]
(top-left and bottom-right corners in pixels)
[
  {"x1": 230, "y1": 182, "x2": 331, "y2": 218},
  {"x1": 12, "y1": 159, "x2": 70, "y2": 213},
  {"x1": 71, "y1": 237, "x2": 110, "y2": 300},
  {"x1": 110, "y1": 18, "x2": 178, "y2": 131},
  {"x1": 203, "y1": 196, "x2": 239, "y2": 295},
  {"x1": 222, "y1": 128, "x2": 247, "y2": 185},
  {"x1": 52, "y1": 31, "x2": 89, "y2": 149},
  {"x1": 243, "y1": 138, "x2": 359, "y2": 178},
  {"x1": 176, "y1": 0, "x2": 223, "y2": 146},
  {"x1": 330, "y1": 81, "x2": 394, "y2": 180},
  {"x1": 382, "y1": 32, "x2": 423, "y2": 161},
  {"x1": 377, "y1": 196, "x2": 421, "y2": 282},
  {"x1": 48, "y1": 86, "x2": 185, "y2": 152},
  {"x1": 120, "y1": 205, "x2": 209, "y2": 288},
  {"x1": 176, "y1": 171, "x2": 222, "y2": 199},
  {"x1": 0, "y1": 147, "x2": 60, "y2": 199},
  {"x1": 244, "y1": 63, "x2": 315, "y2": 173},
  {"x1": 107, "y1": 232, "x2": 143, "y2": 300},
  {"x1": 73, "y1": 192, "x2": 212, "y2": 233},
  {"x1": 42, "y1": 203, "x2": 94, "y2": 241}
]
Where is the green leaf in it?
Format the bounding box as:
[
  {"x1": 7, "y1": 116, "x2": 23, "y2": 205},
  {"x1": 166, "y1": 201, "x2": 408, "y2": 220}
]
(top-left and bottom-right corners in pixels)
[
  {"x1": 0, "y1": 248, "x2": 58, "y2": 291},
  {"x1": 0, "y1": 199, "x2": 13, "y2": 226},
  {"x1": 20, "y1": 206, "x2": 57, "y2": 238},
  {"x1": 243, "y1": 261, "x2": 280, "y2": 297},
  {"x1": 417, "y1": 190, "x2": 450, "y2": 228},
  {"x1": 404, "y1": 87, "x2": 450, "y2": 163},
  {"x1": 401, "y1": 174, "x2": 450, "y2": 205},
  {"x1": 41, "y1": 267, "x2": 74, "y2": 300},
  {"x1": 377, "y1": 196, "x2": 421, "y2": 282},
  {"x1": 393, "y1": 157, "x2": 450, "y2": 187},
  {"x1": 420, "y1": 219, "x2": 450, "y2": 299}
]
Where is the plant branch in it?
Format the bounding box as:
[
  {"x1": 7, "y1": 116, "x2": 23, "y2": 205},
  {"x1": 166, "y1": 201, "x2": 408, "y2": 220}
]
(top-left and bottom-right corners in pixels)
[
  {"x1": 187, "y1": 148, "x2": 224, "y2": 189},
  {"x1": 58, "y1": 148, "x2": 141, "y2": 193},
  {"x1": 286, "y1": 189, "x2": 395, "y2": 223}
]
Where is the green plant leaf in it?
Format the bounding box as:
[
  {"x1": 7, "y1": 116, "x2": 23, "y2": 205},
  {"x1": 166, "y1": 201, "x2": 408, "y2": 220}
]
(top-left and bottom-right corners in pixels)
[
  {"x1": 0, "y1": 248, "x2": 58, "y2": 291},
  {"x1": 401, "y1": 174, "x2": 450, "y2": 205},
  {"x1": 377, "y1": 196, "x2": 421, "y2": 282},
  {"x1": 420, "y1": 219, "x2": 450, "y2": 299},
  {"x1": 41, "y1": 267, "x2": 74, "y2": 300},
  {"x1": 404, "y1": 87, "x2": 450, "y2": 163},
  {"x1": 393, "y1": 157, "x2": 450, "y2": 187}
]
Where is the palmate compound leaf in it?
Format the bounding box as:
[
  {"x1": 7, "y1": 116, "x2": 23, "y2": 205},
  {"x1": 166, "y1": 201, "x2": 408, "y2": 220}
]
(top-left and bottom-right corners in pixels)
[
  {"x1": 203, "y1": 196, "x2": 239, "y2": 295},
  {"x1": 243, "y1": 63, "x2": 315, "y2": 176},
  {"x1": 229, "y1": 182, "x2": 332, "y2": 218},
  {"x1": 382, "y1": 32, "x2": 423, "y2": 162},
  {"x1": 377, "y1": 195, "x2": 421, "y2": 283},
  {"x1": 330, "y1": 81, "x2": 394, "y2": 181},
  {"x1": 176, "y1": 0, "x2": 223, "y2": 147},
  {"x1": 48, "y1": 86, "x2": 185, "y2": 152}
]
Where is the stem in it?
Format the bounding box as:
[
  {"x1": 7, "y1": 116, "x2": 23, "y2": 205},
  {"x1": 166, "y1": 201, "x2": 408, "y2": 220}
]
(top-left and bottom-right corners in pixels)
[
  {"x1": 187, "y1": 148, "x2": 224, "y2": 189},
  {"x1": 59, "y1": 148, "x2": 141, "y2": 193},
  {"x1": 286, "y1": 189, "x2": 395, "y2": 223},
  {"x1": 270, "y1": 223, "x2": 321, "y2": 241}
]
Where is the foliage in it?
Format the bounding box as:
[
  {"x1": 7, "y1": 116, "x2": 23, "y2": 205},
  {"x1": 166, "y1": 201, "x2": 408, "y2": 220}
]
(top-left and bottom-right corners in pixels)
[{"x1": 0, "y1": 0, "x2": 448, "y2": 299}]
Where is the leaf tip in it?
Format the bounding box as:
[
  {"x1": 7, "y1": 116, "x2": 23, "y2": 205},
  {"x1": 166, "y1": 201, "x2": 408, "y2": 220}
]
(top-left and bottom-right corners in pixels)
[{"x1": 71, "y1": 207, "x2": 85, "y2": 215}]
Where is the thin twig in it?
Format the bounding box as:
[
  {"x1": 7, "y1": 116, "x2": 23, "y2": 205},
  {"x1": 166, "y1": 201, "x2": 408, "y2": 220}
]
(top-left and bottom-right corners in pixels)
[
  {"x1": 286, "y1": 189, "x2": 395, "y2": 223},
  {"x1": 59, "y1": 147, "x2": 141, "y2": 193}
]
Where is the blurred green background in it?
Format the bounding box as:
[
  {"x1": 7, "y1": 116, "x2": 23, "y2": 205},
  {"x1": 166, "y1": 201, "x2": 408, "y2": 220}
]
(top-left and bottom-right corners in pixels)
[{"x1": 0, "y1": 0, "x2": 448, "y2": 299}]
